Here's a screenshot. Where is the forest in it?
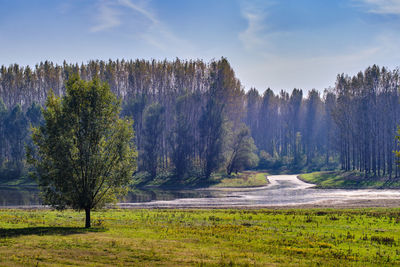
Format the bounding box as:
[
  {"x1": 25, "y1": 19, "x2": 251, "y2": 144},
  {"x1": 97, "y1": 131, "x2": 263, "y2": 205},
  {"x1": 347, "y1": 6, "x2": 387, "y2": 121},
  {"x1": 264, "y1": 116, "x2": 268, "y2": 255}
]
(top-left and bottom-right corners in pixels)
[{"x1": 0, "y1": 59, "x2": 399, "y2": 185}]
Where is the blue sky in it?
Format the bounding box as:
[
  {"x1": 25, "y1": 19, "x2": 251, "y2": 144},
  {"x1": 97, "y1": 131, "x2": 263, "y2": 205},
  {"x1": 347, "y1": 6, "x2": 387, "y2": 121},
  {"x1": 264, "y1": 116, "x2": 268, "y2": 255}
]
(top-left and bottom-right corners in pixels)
[{"x1": 1, "y1": 0, "x2": 400, "y2": 93}]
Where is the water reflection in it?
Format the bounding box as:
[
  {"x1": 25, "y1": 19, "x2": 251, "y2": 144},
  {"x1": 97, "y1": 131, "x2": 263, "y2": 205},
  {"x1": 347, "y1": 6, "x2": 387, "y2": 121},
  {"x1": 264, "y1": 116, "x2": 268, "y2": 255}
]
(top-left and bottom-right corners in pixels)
[
  {"x1": 0, "y1": 187, "x2": 41, "y2": 206},
  {"x1": 0, "y1": 186, "x2": 223, "y2": 207},
  {"x1": 121, "y1": 188, "x2": 223, "y2": 203}
]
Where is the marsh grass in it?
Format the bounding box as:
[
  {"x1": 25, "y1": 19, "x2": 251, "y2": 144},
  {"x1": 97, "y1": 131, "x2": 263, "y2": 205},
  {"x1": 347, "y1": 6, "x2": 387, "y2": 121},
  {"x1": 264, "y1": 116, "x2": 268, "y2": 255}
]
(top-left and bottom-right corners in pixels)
[{"x1": 1, "y1": 208, "x2": 400, "y2": 266}]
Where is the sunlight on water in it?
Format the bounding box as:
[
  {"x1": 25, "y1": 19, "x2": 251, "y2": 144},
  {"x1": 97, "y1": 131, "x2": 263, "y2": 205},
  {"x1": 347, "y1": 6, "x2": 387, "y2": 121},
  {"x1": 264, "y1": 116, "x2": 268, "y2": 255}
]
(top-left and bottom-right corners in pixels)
[
  {"x1": 3, "y1": 175, "x2": 400, "y2": 208},
  {"x1": 119, "y1": 175, "x2": 400, "y2": 208}
]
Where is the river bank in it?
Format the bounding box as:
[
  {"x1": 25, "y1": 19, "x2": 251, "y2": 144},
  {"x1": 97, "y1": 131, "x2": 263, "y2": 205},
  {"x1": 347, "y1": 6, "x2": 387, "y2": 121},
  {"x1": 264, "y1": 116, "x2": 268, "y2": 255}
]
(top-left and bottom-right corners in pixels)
[{"x1": 298, "y1": 171, "x2": 400, "y2": 189}]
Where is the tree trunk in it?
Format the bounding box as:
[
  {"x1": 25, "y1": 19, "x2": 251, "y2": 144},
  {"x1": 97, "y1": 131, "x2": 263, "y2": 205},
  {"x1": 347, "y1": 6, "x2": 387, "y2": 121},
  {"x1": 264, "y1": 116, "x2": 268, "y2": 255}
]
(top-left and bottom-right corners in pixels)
[{"x1": 85, "y1": 207, "x2": 91, "y2": 228}]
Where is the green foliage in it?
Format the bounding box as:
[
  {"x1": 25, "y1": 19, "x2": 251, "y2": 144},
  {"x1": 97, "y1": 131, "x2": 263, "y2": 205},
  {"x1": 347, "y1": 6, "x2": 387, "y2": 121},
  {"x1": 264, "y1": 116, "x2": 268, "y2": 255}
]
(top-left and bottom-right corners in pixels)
[
  {"x1": 198, "y1": 58, "x2": 245, "y2": 180},
  {"x1": 226, "y1": 126, "x2": 259, "y2": 175},
  {"x1": 0, "y1": 99, "x2": 42, "y2": 183},
  {"x1": 142, "y1": 103, "x2": 165, "y2": 178},
  {"x1": 5, "y1": 105, "x2": 28, "y2": 169},
  {"x1": 1, "y1": 208, "x2": 400, "y2": 266},
  {"x1": 258, "y1": 150, "x2": 288, "y2": 170},
  {"x1": 26, "y1": 102, "x2": 42, "y2": 125},
  {"x1": 258, "y1": 151, "x2": 339, "y2": 175},
  {"x1": 121, "y1": 94, "x2": 147, "y2": 148},
  {"x1": 169, "y1": 93, "x2": 194, "y2": 181},
  {"x1": 199, "y1": 97, "x2": 226, "y2": 179},
  {"x1": 3, "y1": 60, "x2": 400, "y2": 184},
  {"x1": 27, "y1": 76, "x2": 137, "y2": 227}
]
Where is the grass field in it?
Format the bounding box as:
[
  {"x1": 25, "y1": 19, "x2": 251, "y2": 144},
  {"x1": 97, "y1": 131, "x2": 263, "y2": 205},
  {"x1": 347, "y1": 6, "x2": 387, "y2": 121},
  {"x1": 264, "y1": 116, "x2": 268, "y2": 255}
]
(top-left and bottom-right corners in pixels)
[
  {"x1": 1, "y1": 208, "x2": 400, "y2": 266},
  {"x1": 299, "y1": 171, "x2": 400, "y2": 189},
  {"x1": 211, "y1": 171, "x2": 269, "y2": 188}
]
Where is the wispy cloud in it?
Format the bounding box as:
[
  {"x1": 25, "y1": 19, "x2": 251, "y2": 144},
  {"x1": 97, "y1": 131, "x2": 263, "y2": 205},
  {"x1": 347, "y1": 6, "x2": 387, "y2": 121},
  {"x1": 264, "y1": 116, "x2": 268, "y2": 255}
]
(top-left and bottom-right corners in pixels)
[
  {"x1": 356, "y1": 0, "x2": 400, "y2": 15},
  {"x1": 118, "y1": 0, "x2": 157, "y2": 24},
  {"x1": 90, "y1": 0, "x2": 192, "y2": 52},
  {"x1": 238, "y1": 1, "x2": 270, "y2": 52},
  {"x1": 91, "y1": 1, "x2": 121, "y2": 32},
  {"x1": 117, "y1": 0, "x2": 178, "y2": 50}
]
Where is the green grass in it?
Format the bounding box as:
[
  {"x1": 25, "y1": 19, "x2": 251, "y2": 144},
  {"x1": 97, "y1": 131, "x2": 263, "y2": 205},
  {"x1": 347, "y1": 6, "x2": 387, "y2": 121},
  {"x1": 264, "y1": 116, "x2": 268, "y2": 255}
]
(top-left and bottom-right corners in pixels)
[
  {"x1": 211, "y1": 171, "x2": 269, "y2": 188},
  {"x1": 299, "y1": 171, "x2": 400, "y2": 189},
  {"x1": 1, "y1": 208, "x2": 400, "y2": 266}
]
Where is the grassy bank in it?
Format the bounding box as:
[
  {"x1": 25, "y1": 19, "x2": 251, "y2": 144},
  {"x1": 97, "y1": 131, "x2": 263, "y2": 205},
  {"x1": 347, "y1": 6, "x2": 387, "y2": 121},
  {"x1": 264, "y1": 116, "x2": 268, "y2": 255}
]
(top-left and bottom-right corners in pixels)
[
  {"x1": 299, "y1": 171, "x2": 400, "y2": 189},
  {"x1": 211, "y1": 171, "x2": 269, "y2": 188},
  {"x1": 1, "y1": 208, "x2": 400, "y2": 266},
  {"x1": 132, "y1": 170, "x2": 270, "y2": 189}
]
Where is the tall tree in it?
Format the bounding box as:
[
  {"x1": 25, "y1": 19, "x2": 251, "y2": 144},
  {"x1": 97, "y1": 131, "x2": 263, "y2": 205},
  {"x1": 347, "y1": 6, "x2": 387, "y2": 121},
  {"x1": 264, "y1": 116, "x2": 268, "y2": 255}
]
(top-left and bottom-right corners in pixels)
[
  {"x1": 27, "y1": 76, "x2": 137, "y2": 228},
  {"x1": 170, "y1": 93, "x2": 194, "y2": 180},
  {"x1": 142, "y1": 103, "x2": 165, "y2": 178},
  {"x1": 5, "y1": 105, "x2": 28, "y2": 170},
  {"x1": 199, "y1": 97, "x2": 226, "y2": 179},
  {"x1": 304, "y1": 89, "x2": 323, "y2": 165}
]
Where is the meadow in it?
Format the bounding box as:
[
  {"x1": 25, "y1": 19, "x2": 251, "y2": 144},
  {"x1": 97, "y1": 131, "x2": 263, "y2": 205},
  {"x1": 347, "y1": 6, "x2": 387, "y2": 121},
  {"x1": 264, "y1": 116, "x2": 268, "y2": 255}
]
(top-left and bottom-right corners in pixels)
[{"x1": 1, "y1": 208, "x2": 400, "y2": 266}]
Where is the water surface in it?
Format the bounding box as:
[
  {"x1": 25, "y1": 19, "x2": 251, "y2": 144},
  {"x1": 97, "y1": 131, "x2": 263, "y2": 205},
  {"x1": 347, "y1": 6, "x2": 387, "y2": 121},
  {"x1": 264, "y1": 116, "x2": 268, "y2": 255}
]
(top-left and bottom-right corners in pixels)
[
  {"x1": 119, "y1": 175, "x2": 400, "y2": 208},
  {"x1": 2, "y1": 175, "x2": 400, "y2": 208},
  {"x1": 0, "y1": 186, "x2": 40, "y2": 207}
]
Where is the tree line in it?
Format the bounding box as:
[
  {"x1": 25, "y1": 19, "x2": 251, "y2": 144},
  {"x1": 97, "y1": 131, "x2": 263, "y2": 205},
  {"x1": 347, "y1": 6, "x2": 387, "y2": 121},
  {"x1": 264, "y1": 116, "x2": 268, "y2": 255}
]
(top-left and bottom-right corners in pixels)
[
  {"x1": 244, "y1": 87, "x2": 337, "y2": 172},
  {"x1": 0, "y1": 100, "x2": 41, "y2": 181},
  {"x1": 0, "y1": 59, "x2": 399, "y2": 183},
  {"x1": 334, "y1": 66, "x2": 400, "y2": 177}
]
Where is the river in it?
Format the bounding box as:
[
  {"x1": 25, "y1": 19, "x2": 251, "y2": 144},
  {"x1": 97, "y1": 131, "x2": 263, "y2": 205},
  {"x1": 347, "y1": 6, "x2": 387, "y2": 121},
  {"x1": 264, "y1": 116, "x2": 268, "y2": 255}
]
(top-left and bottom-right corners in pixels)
[
  {"x1": 119, "y1": 175, "x2": 400, "y2": 208},
  {"x1": 2, "y1": 175, "x2": 400, "y2": 208}
]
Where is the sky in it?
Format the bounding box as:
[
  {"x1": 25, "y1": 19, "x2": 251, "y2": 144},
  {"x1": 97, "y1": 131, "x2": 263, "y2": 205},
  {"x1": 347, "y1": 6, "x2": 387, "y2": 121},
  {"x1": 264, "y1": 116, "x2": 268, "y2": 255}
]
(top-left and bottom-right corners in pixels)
[{"x1": 1, "y1": 0, "x2": 400, "y2": 93}]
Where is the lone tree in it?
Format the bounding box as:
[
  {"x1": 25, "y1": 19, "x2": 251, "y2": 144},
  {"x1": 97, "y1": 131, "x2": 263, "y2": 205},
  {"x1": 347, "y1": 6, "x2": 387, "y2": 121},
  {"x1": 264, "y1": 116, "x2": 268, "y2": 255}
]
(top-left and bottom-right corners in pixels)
[{"x1": 27, "y1": 76, "x2": 137, "y2": 228}]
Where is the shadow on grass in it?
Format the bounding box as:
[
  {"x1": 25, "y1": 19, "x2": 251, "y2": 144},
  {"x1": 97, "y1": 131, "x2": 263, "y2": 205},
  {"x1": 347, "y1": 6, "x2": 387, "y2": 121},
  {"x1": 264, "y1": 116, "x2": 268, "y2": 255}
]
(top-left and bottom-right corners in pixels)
[{"x1": 0, "y1": 226, "x2": 106, "y2": 238}]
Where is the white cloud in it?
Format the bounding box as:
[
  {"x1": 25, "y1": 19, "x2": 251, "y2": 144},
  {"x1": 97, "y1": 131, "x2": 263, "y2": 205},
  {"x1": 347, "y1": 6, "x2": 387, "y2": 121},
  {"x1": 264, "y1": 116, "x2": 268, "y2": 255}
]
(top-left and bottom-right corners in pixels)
[
  {"x1": 119, "y1": 0, "x2": 187, "y2": 51},
  {"x1": 234, "y1": 1, "x2": 400, "y2": 92},
  {"x1": 91, "y1": 1, "x2": 121, "y2": 32},
  {"x1": 356, "y1": 0, "x2": 400, "y2": 15},
  {"x1": 238, "y1": 8, "x2": 267, "y2": 51},
  {"x1": 118, "y1": 0, "x2": 158, "y2": 24},
  {"x1": 238, "y1": 1, "x2": 272, "y2": 53},
  {"x1": 90, "y1": 0, "x2": 192, "y2": 52}
]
